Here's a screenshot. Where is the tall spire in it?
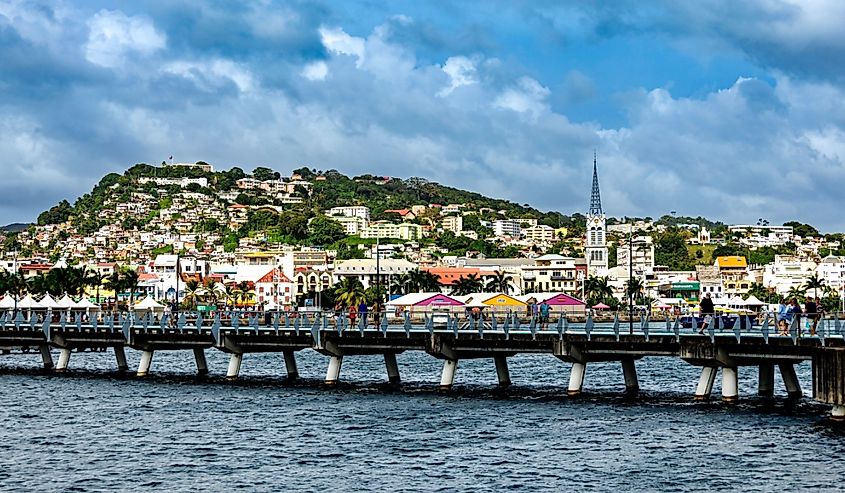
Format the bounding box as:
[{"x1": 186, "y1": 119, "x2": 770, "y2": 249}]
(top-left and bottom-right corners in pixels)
[{"x1": 589, "y1": 150, "x2": 602, "y2": 216}]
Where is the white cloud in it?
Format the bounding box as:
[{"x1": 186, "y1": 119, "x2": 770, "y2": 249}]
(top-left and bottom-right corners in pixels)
[
  {"x1": 85, "y1": 10, "x2": 165, "y2": 68},
  {"x1": 437, "y1": 56, "x2": 478, "y2": 97},
  {"x1": 163, "y1": 59, "x2": 255, "y2": 93},
  {"x1": 301, "y1": 60, "x2": 329, "y2": 81},
  {"x1": 493, "y1": 77, "x2": 551, "y2": 117},
  {"x1": 319, "y1": 26, "x2": 366, "y2": 65}
]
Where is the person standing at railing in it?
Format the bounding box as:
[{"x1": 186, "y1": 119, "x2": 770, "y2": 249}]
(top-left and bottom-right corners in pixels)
[
  {"x1": 789, "y1": 298, "x2": 803, "y2": 337},
  {"x1": 777, "y1": 298, "x2": 790, "y2": 335},
  {"x1": 539, "y1": 300, "x2": 550, "y2": 329},
  {"x1": 698, "y1": 293, "x2": 715, "y2": 334},
  {"x1": 348, "y1": 304, "x2": 357, "y2": 328},
  {"x1": 358, "y1": 301, "x2": 369, "y2": 329},
  {"x1": 804, "y1": 297, "x2": 819, "y2": 336}
]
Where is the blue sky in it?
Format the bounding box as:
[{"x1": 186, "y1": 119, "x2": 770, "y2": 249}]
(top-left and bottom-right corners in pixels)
[{"x1": 2, "y1": 1, "x2": 845, "y2": 230}]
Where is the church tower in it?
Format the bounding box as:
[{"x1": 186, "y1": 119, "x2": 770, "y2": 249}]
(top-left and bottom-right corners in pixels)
[{"x1": 585, "y1": 153, "x2": 608, "y2": 276}]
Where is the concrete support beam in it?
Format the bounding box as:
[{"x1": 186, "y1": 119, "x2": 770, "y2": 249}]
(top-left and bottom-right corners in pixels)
[
  {"x1": 39, "y1": 345, "x2": 53, "y2": 370},
  {"x1": 325, "y1": 356, "x2": 343, "y2": 385},
  {"x1": 384, "y1": 353, "x2": 400, "y2": 385},
  {"x1": 779, "y1": 363, "x2": 802, "y2": 399},
  {"x1": 722, "y1": 367, "x2": 739, "y2": 402},
  {"x1": 494, "y1": 355, "x2": 511, "y2": 388},
  {"x1": 193, "y1": 348, "x2": 208, "y2": 376},
  {"x1": 55, "y1": 348, "x2": 72, "y2": 372},
  {"x1": 114, "y1": 346, "x2": 128, "y2": 372},
  {"x1": 622, "y1": 358, "x2": 639, "y2": 395},
  {"x1": 568, "y1": 362, "x2": 586, "y2": 396},
  {"x1": 226, "y1": 353, "x2": 243, "y2": 380},
  {"x1": 758, "y1": 363, "x2": 774, "y2": 397},
  {"x1": 137, "y1": 350, "x2": 154, "y2": 377},
  {"x1": 283, "y1": 350, "x2": 298, "y2": 381},
  {"x1": 439, "y1": 359, "x2": 458, "y2": 390},
  {"x1": 694, "y1": 366, "x2": 718, "y2": 401},
  {"x1": 832, "y1": 405, "x2": 845, "y2": 420}
]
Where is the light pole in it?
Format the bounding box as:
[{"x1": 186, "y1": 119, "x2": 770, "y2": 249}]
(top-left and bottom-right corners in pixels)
[{"x1": 628, "y1": 226, "x2": 634, "y2": 335}]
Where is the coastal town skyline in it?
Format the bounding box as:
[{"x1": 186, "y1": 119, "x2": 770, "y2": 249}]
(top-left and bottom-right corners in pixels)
[{"x1": 3, "y1": 2, "x2": 845, "y2": 229}]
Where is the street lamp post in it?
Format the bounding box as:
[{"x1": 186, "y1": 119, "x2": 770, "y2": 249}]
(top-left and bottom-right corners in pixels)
[{"x1": 628, "y1": 226, "x2": 634, "y2": 335}]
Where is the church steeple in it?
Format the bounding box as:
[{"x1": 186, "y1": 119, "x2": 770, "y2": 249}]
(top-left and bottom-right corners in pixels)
[
  {"x1": 590, "y1": 150, "x2": 602, "y2": 216},
  {"x1": 585, "y1": 151, "x2": 608, "y2": 276}
]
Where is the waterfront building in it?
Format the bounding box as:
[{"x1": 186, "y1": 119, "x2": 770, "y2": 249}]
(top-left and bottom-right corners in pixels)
[
  {"x1": 333, "y1": 258, "x2": 417, "y2": 288},
  {"x1": 585, "y1": 155, "x2": 608, "y2": 276},
  {"x1": 763, "y1": 255, "x2": 818, "y2": 296},
  {"x1": 522, "y1": 254, "x2": 580, "y2": 294}
]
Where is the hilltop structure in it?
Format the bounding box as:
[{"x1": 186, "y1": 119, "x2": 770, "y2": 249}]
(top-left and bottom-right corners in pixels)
[{"x1": 585, "y1": 154, "x2": 608, "y2": 276}]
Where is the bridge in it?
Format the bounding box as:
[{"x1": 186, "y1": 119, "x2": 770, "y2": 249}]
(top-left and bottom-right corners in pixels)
[{"x1": 1, "y1": 310, "x2": 844, "y2": 419}]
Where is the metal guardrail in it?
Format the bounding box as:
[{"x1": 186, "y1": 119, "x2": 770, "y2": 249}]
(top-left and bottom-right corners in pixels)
[{"x1": 1, "y1": 309, "x2": 843, "y2": 347}]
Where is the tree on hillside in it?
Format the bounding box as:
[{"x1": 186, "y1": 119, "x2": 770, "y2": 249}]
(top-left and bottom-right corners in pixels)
[
  {"x1": 783, "y1": 221, "x2": 819, "y2": 238},
  {"x1": 37, "y1": 200, "x2": 73, "y2": 226},
  {"x1": 654, "y1": 230, "x2": 693, "y2": 270},
  {"x1": 803, "y1": 274, "x2": 825, "y2": 300},
  {"x1": 308, "y1": 216, "x2": 346, "y2": 246},
  {"x1": 253, "y1": 167, "x2": 280, "y2": 181}
]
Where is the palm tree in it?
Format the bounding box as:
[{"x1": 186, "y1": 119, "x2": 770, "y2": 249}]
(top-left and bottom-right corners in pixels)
[
  {"x1": 84, "y1": 269, "x2": 105, "y2": 305},
  {"x1": 26, "y1": 273, "x2": 49, "y2": 296},
  {"x1": 786, "y1": 285, "x2": 806, "y2": 302},
  {"x1": 803, "y1": 274, "x2": 825, "y2": 301},
  {"x1": 122, "y1": 268, "x2": 140, "y2": 308},
  {"x1": 484, "y1": 270, "x2": 513, "y2": 294},
  {"x1": 585, "y1": 276, "x2": 614, "y2": 303},
  {"x1": 451, "y1": 274, "x2": 483, "y2": 296},
  {"x1": 235, "y1": 281, "x2": 255, "y2": 307},
  {"x1": 334, "y1": 277, "x2": 366, "y2": 308},
  {"x1": 390, "y1": 273, "x2": 412, "y2": 295},
  {"x1": 102, "y1": 270, "x2": 123, "y2": 312},
  {"x1": 625, "y1": 278, "x2": 645, "y2": 304},
  {"x1": 183, "y1": 278, "x2": 202, "y2": 309}
]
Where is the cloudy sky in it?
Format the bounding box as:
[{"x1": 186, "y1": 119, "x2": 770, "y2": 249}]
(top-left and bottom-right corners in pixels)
[{"x1": 2, "y1": 1, "x2": 845, "y2": 230}]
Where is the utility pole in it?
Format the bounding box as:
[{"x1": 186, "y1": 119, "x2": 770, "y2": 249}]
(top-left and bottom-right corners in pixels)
[
  {"x1": 375, "y1": 236, "x2": 381, "y2": 317},
  {"x1": 628, "y1": 226, "x2": 634, "y2": 335},
  {"x1": 13, "y1": 248, "x2": 18, "y2": 316}
]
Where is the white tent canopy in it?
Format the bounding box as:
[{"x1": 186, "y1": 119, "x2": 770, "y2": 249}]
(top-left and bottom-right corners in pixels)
[
  {"x1": 55, "y1": 294, "x2": 74, "y2": 309},
  {"x1": 71, "y1": 297, "x2": 100, "y2": 311},
  {"x1": 16, "y1": 294, "x2": 37, "y2": 310},
  {"x1": 34, "y1": 294, "x2": 57, "y2": 309},
  {"x1": 743, "y1": 295, "x2": 765, "y2": 306},
  {"x1": 134, "y1": 297, "x2": 164, "y2": 312},
  {"x1": 0, "y1": 295, "x2": 15, "y2": 310}
]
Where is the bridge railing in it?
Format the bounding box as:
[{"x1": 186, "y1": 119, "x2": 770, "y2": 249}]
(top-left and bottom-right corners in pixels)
[{"x1": 2, "y1": 308, "x2": 844, "y2": 342}]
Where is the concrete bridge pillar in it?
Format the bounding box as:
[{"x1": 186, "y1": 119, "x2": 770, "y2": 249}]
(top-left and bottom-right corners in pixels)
[
  {"x1": 226, "y1": 353, "x2": 243, "y2": 380},
  {"x1": 39, "y1": 345, "x2": 53, "y2": 370},
  {"x1": 114, "y1": 347, "x2": 128, "y2": 372},
  {"x1": 137, "y1": 350, "x2": 154, "y2": 377},
  {"x1": 694, "y1": 367, "x2": 718, "y2": 401},
  {"x1": 722, "y1": 367, "x2": 739, "y2": 402},
  {"x1": 758, "y1": 364, "x2": 775, "y2": 397},
  {"x1": 325, "y1": 356, "x2": 343, "y2": 385},
  {"x1": 439, "y1": 359, "x2": 458, "y2": 390},
  {"x1": 384, "y1": 353, "x2": 400, "y2": 385},
  {"x1": 494, "y1": 355, "x2": 511, "y2": 388},
  {"x1": 283, "y1": 350, "x2": 299, "y2": 381},
  {"x1": 568, "y1": 362, "x2": 586, "y2": 396},
  {"x1": 193, "y1": 348, "x2": 208, "y2": 375},
  {"x1": 832, "y1": 405, "x2": 845, "y2": 420},
  {"x1": 779, "y1": 363, "x2": 802, "y2": 398},
  {"x1": 621, "y1": 359, "x2": 639, "y2": 395},
  {"x1": 55, "y1": 348, "x2": 72, "y2": 372}
]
